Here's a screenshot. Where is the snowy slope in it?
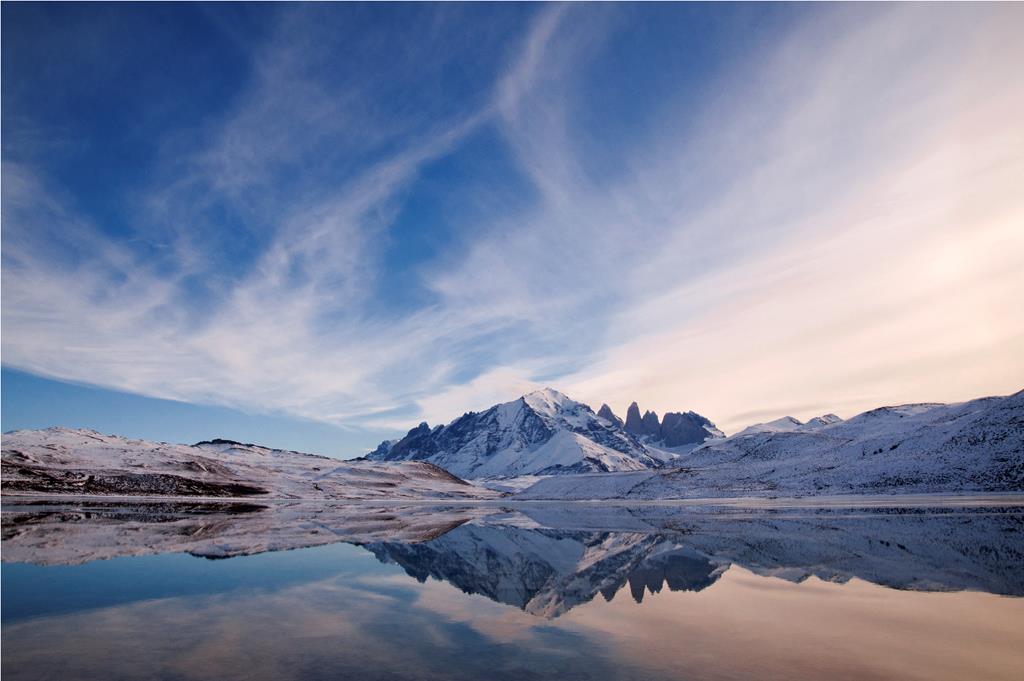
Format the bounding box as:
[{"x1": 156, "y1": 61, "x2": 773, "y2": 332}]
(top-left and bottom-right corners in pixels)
[
  {"x1": 734, "y1": 415, "x2": 805, "y2": 436},
  {"x1": 517, "y1": 391, "x2": 1024, "y2": 500},
  {"x1": 734, "y1": 413, "x2": 844, "y2": 436},
  {"x1": 801, "y1": 413, "x2": 844, "y2": 429},
  {"x1": 366, "y1": 388, "x2": 660, "y2": 478},
  {"x1": 1, "y1": 428, "x2": 499, "y2": 500}
]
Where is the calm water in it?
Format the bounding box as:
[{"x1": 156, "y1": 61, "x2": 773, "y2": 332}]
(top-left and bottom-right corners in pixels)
[{"x1": 3, "y1": 498, "x2": 1023, "y2": 681}]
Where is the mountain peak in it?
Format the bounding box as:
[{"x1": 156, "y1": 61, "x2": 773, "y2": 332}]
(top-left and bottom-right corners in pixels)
[
  {"x1": 597, "y1": 404, "x2": 623, "y2": 427},
  {"x1": 624, "y1": 403, "x2": 660, "y2": 437},
  {"x1": 801, "y1": 414, "x2": 844, "y2": 429},
  {"x1": 624, "y1": 402, "x2": 644, "y2": 434},
  {"x1": 521, "y1": 387, "x2": 575, "y2": 415},
  {"x1": 365, "y1": 388, "x2": 721, "y2": 479},
  {"x1": 641, "y1": 410, "x2": 661, "y2": 435},
  {"x1": 367, "y1": 388, "x2": 657, "y2": 478},
  {"x1": 736, "y1": 415, "x2": 804, "y2": 437}
]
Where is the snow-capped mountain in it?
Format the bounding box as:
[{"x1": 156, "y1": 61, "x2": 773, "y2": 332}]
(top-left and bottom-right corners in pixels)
[
  {"x1": 366, "y1": 388, "x2": 662, "y2": 478},
  {"x1": 735, "y1": 413, "x2": 843, "y2": 436},
  {"x1": 517, "y1": 390, "x2": 1024, "y2": 500},
  {"x1": 801, "y1": 413, "x2": 844, "y2": 429},
  {"x1": 733, "y1": 415, "x2": 804, "y2": 436},
  {"x1": 1, "y1": 428, "x2": 498, "y2": 500}
]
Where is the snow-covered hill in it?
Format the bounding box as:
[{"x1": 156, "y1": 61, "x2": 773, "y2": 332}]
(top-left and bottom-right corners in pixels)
[
  {"x1": 734, "y1": 413, "x2": 843, "y2": 436},
  {"x1": 1, "y1": 428, "x2": 499, "y2": 500},
  {"x1": 366, "y1": 388, "x2": 662, "y2": 478},
  {"x1": 517, "y1": 390, "x2": 1024, "y2": 500}
]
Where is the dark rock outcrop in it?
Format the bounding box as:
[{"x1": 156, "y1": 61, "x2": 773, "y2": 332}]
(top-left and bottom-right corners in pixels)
[
  {"x1": 623, "y1": 402, "x2": 721, "y2": 447},
  {"x1": 597, "y1": 404, "x2": 623, "y2": 428},
  {"x1": 371, "y1": 422, "x2": 440, "y2": 462},
  {"x1": 660, "y1": 411, "x2": 719, "y2": 447},
  {"x1": 641, "y1": 410, "x2": 661, "y2": 436},
  {"x1": 624, "y1": 402, "x2": 645, "y2": 435}
]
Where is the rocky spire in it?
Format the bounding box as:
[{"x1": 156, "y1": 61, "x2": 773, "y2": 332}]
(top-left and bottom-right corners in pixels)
[
  {"x1": 597, "y1": 404, "x2": 623, "y2": 428},
  {"x1": 642, "y1": 410, "x2": 661, "y2": 437},
  {"x1": 624, "y1": 402, "x2": 644, "y2": 435}
]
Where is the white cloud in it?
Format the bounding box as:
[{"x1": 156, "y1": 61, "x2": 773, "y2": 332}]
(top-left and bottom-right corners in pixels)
[
  {"x1": 424, "y1": 3, "x2": 1024, "y2": 431},
  {"x1": 3, "y1": 4, "x2": 1022, "y2": 442}
]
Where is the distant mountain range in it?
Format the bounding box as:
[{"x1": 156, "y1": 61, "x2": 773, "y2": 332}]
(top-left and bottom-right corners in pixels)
[
  {"x1": 3, "y1": 388, "x2": 1021, "y2": 502},
  {"x1": 733, "y1": 413, "x2": 843, "y2": 436},
  {"x1": 365, "y1": 388, "x2": 721, "y2": 478},
  {"x1": 519, "y1": 390, "x2": 1024, "y2": 499},
  {"x1": 371, "y1": 388, "x2": 1023, "y2": 492}
]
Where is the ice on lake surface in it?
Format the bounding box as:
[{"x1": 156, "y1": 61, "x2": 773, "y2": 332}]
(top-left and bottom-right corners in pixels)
[{"x1": 3, "y1": 497, "x2": 1024, "y2": 681}]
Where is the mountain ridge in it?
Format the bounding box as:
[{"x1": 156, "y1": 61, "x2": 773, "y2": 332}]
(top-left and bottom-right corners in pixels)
[
  {"x1": 516, "y1": 389, "x2": 1024, "y2": 500},
  {"x1": 606, "y1": 401, "x2": 725, "y2": 448},
  {"x1": 366, "y1": 388, "x2": 721, "y2": 479}
]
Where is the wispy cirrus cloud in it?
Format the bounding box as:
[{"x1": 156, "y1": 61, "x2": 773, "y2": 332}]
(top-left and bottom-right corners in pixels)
[
  {"x1": 3, "y1": 3, "x2": 1022, "y2": 442},
  {"x1": 405, "y1": 3, "x2": 1024, "y2": 430}
]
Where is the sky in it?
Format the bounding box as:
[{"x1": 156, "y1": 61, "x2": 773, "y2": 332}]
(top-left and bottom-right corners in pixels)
[{"x1": 2, "y1": 3, "x2": 1022, "y2": 458}]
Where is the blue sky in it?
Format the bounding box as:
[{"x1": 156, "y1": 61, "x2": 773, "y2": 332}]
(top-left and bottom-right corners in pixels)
[{"x1": 3, "y1": 3, "x2": 1022, "y2": 457}]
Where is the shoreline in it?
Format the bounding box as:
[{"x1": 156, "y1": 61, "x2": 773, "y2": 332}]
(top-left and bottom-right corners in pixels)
[{"x1": 3, "y1": 490, "x2": 1024, "y2": 509}]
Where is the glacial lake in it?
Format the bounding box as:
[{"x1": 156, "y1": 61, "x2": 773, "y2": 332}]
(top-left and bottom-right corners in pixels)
[{"x1": 3, "y1": 497, "x2": 1023, "y2": 681}]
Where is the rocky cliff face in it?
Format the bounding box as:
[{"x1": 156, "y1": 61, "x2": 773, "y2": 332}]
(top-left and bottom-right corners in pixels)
[
  {"x1": 641, "y1": 410, "x2": 661, "y2": 436},
  {"x1": 597, "y1": 403, "x2": 623, "y2": 428},
  {"x1": 610, "y1": 402, "x2": 724, "y2": 448},
  {"x1": 624, "y1": 402, "x2": 645, "y2": 434},
  {"x1": 659, "y1": 411, "x2": 723, "y2": 446}
]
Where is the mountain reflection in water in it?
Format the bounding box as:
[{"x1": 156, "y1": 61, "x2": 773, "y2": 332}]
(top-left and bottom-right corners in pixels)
[{"x1": 3, "y1": 498, "x2": 1023, "y2": 681}]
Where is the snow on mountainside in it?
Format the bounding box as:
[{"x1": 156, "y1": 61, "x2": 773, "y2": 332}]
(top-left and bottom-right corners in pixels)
[
  {"x1": 735, "y1": 413, "x2": 845, "y2": 436},
  {"x1": 517, "y1": 390, "x2": 1024, "y2": 500},
  {"x1": 1, "y1": 428, "x2": 499, "y2": 500},
  {"x1": 735, "y1": 415, "x2": 804, "y2": 436},
  {"x1": 366, "y1": 388, "x2": 662, "y2": 478},
  {"x1": 801, "y1": 414, "x2": 844, "y2": 429}
]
